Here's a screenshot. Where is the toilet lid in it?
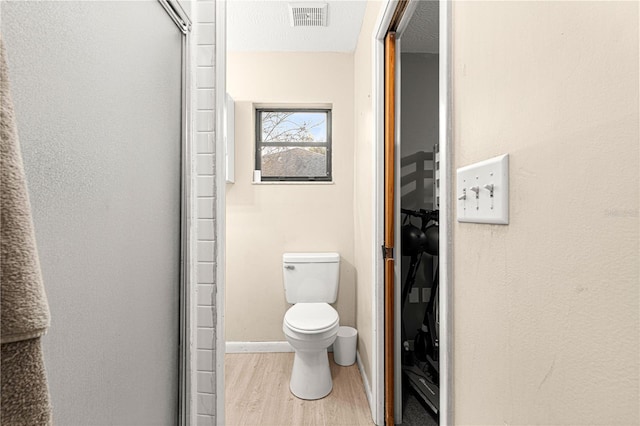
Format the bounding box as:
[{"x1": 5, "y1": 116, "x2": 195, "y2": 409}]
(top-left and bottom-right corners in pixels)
[{"x1": 284, "y1": 303, "x2": 339, "y2": 332}]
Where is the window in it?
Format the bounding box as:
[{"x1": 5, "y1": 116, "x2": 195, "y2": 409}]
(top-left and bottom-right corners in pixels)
[{"x1": 255, "y1": 109, "x2": 332, "y2": 182}]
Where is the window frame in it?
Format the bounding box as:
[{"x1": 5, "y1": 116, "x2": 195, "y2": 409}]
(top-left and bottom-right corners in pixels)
[{"x1": 255, "y1": 108, "x2": 332, "y2": 182}]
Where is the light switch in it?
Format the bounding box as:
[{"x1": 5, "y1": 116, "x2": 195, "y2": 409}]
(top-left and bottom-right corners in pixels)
[{"x1": 456, "y1": 154, "x2": 509, "y2": 224}]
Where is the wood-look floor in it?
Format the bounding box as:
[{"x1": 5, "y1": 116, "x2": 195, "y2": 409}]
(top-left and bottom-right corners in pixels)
[{"x1": 225, "y1": 352, "x2": 374, "y2": 426}]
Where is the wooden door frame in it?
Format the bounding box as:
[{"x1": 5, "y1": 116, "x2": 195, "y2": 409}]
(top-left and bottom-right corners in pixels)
[
  {"x1": 372, "y1": 1, "x2": 453, "y2": 424},
  {"x1": 383, "y1": 28, "x2": 398, "y2": 426}
]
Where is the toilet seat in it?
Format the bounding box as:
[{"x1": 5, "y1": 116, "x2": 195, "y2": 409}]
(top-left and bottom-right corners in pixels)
[{"x1": 284, "y1": 303, "x2": 339, "y2": 334}]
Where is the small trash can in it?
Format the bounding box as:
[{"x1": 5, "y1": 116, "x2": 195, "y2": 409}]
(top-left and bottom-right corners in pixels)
[{"x1": 333, "y1": 326, "x2": 357, "y2": 366}]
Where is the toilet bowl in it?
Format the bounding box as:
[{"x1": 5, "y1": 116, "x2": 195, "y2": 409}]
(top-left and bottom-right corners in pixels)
[
  {"x1": 282, "y1": 252, "x2": 341, "y2": 400},
  {"x1": 283, "y1": 302, "x2": 339, "y2": 400}
]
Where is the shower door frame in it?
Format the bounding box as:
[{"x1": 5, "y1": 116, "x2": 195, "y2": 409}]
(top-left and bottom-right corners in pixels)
[{"x1": 157, "y1": 1, "x2": 194, "y2": 425}]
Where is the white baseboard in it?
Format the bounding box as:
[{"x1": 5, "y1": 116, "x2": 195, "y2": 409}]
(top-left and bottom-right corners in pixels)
[
  {"x1": 226, "y1": 341, "x2": 340, "y2": 354},
  {"x1": 356, "y1": 351, "x2": 375, "y2": 422},
  {"x1": 225, "y1": 341, "x2": 293, "y2": 353}
]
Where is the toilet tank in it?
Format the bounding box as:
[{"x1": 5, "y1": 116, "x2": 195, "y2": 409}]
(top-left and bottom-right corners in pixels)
[{"x1": 283, "y1": 253, "x2": 340, "y2": 303}]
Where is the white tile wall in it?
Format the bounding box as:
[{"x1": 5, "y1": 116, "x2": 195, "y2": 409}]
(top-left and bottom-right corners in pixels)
[
  {"x1": 196, "y1": 415, "x2": 216, "y2": 426},
  {"x1": 194, "y1": 0, "x2": 217, "y2": 424},
  {"x1": 197, "y1": 349, "x2": 215, "y2": 371},
  {"x1": 197, "y1": 46, "x2": 215, "y2": 67},
  {"x1": 197, "y1": 393, "x2": 216, "y2": 415},
  {"x1": 196, "y1": 69, "x2": 216, "y2": 89},
  {"x1": 197, "y1": 133, "x2": 214, "y2": 154},
  {"x1": 197, "y1": 372, "x2": 216, "y2": 393},
  {"x1": 197, "y1": 220, "x2": 215, "y2": 240},
  {"x1": 197, "y1": 262, "x2": 214, "y2": 283},
  {"x1": 197, "y1": 154, "x2": 215, "y2": 175},
  {"x1": 197, "y1": 328, "x2": 215, "y2": 350},
  {"x1": 197, "y1": 177, "x2": 215, "y2": 197},
  {"x1": 196, "y1": 24, "x2": 215, "y2": 45},
  {"x1": 197, "y1": 198, "x2": 214, "y2": 219},
  {"x1": 197, "y1": 89, "x2": 215, "y2": 110},
  {"x1": 197, "y1": 306, "x2": 215, "y2": 328},
  {"x1": 198, "y1": 284, "x2": 214, "y2": 305},
  {"x1": 196, "y1": 111, "x2": 215, "y2": 131},
  {"x1": 196, "y1": 1, "x2": 215, "y2": 22}
]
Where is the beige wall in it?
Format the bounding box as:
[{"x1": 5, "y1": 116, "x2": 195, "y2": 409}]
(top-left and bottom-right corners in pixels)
[
  {"x1": 452, "y1": 1, "x2": 639, "y2": 424},
  {"x1": 353, "y1": 0, "x2": 383, "y2": 388},
  {"x1": 226, "y1": 52, "x2": 355, "y2": 341}
]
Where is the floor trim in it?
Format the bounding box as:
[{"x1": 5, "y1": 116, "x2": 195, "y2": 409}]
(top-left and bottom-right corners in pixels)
[
  {"x1": 356, "y1": 351, "x2": 375, "y2": 422},
  {"x1": 226, "y1": 341, "x2": 293, "y2": 353},
  {"x1": 225, "y1": 341, "x2": 344, "y2": 354}
]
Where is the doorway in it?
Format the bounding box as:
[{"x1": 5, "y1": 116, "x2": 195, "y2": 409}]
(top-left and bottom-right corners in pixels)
[
  {"x1": 374, "y1": 0, "x2": 452, "y2": 424},
  {"x1": 218, "y1": 1, "x2": 381, "y2": 425},
  {"x1": 215, "y1": 1, "x2": 452, "y2": 425}
]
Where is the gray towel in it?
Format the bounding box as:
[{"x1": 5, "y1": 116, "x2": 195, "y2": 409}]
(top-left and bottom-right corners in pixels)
[
  {"x1": 1, "y1": 340, "x2": 52, "y2": 425},
  {"x1": 1, "y1": 38, "x2": 52, "y2": 425}
]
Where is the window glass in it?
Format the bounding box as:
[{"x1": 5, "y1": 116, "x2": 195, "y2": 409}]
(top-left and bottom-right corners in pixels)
[
  {"x1": 256, "y1": 109, "x2": 331, "y2": 181},
  {"x1": 261, "y1": 112, "x2": 327, "y2": 143},
  {"x1": 260, "y1": 147, "x2": 327, "y2": 178}
]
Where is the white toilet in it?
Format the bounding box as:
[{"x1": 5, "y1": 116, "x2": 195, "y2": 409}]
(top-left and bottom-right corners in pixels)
[{"x1": 282, "y1": 252, "x2": 340, "y2": 400}]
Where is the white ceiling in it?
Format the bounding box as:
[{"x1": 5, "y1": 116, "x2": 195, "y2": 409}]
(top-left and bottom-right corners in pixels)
[
  {"x1": 227, "y1": 0, "x2": 367, "y2": 52},
  {"x1": 401, "y1": 0, "x2": 439, "y2": 54}
]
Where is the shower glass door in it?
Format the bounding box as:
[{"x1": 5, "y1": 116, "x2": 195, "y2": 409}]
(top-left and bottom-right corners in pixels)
[{"x1": 2, "y1": 1, "x2": 186, "y2": 424}]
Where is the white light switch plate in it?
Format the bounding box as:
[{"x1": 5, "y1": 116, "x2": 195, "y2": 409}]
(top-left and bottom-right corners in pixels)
[{"x1": 457, "y1": 154, "x2": 509, "y2": 224}]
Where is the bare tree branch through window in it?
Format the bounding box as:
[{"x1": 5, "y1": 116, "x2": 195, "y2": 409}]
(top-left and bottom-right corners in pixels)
[{"x1": 256, "y1": 110, "x2": 331, "y2": 180}]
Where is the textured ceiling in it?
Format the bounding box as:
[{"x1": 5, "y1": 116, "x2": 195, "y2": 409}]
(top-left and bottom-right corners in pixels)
[
  {"x1": 401, "y1": 0, "x2": 439, "y2": 53},
  {"x1": 228, "y1": 0, "x2": 367, "y2": 52}
]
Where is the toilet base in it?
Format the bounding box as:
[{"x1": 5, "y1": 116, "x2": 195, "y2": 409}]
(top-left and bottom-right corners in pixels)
[{"x1": 289, "y1": 349, "x2": 333, "y2": 400}]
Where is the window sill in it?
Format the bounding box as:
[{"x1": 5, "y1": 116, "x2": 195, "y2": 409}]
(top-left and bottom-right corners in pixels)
[{"x1": 251, "y1": 181, "x2": 335, "y2": 185}]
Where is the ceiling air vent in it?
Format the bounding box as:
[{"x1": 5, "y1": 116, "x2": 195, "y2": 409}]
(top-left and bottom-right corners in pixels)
[{"x1": 288, "y1": 3, "x2": 328, "y2": 27}]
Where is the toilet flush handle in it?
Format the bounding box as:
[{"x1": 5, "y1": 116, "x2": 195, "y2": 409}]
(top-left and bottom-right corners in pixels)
[{"x1": 284, "y1": 265, "x2": 295, "y2": 270}]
